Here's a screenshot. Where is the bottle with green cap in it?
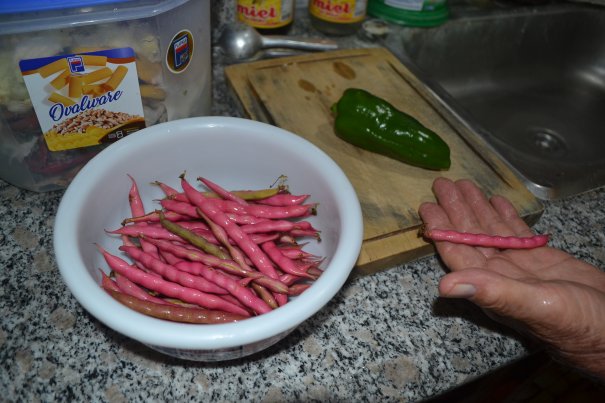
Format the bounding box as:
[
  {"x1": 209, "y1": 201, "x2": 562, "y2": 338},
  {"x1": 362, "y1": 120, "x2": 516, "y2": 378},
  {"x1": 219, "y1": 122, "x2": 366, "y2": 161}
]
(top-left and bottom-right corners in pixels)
[{"x1": 367, "y1": 0, "x2": 449, "y2": 27}]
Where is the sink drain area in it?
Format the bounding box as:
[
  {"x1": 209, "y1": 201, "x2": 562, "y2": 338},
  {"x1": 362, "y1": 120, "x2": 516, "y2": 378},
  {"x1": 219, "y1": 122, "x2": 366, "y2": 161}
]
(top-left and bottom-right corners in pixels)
[{"x1": 528, "y1": 127, "x2": 568, "y2": 158}]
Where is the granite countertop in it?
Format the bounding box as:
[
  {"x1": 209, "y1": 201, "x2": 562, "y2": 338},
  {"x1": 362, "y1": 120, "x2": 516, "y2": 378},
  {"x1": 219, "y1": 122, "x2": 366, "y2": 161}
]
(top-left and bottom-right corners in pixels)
[
  {"x1": 5, "y1": 181, "x2": 605, "y2": 402},
  {"x1": 3, "y1": 6, "x2": 605, "y2": 403}
]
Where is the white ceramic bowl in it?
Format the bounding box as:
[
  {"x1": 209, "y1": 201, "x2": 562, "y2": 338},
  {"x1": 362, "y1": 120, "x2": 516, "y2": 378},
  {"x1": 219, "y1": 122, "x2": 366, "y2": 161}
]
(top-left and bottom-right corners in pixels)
[{"x1": 54, "y1": 116, "x2": 363, "y2": 361}]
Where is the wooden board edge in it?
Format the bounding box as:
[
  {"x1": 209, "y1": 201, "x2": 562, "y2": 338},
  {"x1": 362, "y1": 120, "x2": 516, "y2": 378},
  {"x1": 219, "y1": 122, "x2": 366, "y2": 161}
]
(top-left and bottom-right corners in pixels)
[
  {"x1": 225, "y1": 68, "x2": 269, "y2": 122},
  {"x1": 225, "y1": 48, "x2": 381, "y2": 72},
  {"x1": 354, "y1": 229, "x2": 434, "y2": 275},
  {"x1": 520, "y1": 209, "x2": 544, "y2": 228}
]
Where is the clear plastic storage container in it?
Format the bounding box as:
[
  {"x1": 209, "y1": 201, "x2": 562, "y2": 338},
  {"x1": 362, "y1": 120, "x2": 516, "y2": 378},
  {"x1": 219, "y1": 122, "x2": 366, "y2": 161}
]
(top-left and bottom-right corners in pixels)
[{"x1": 0, "y1": 0, "x2": 211, "y2": 192}]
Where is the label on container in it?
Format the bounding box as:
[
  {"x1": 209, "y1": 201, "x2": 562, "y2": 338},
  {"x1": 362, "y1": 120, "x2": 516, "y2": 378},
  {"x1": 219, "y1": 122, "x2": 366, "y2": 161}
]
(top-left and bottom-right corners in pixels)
[
  {"x1": 385, "y1": 0, "x2": 425, "y2": 11},
  {"x1": 309, "y1": 0, "x2": 367, "y2": 24},
  {"x1": 166, "y1": 30, "x2": 194, "y2": 74},
  {"x1": 19, "y1": 47, "x2": 146, "y2": 152},
  {"x1": 237, "y1": 0, "x2": 295, "y2": 29}
]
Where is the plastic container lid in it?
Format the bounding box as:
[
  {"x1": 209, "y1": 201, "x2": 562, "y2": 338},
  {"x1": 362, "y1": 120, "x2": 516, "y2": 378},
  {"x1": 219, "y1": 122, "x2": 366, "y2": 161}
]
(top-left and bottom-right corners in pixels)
[
  {"x1": 0, "y1": 0, "x2": 189, "y2": 34},
  {"x1": 0, "y1": 0, "x2": 130, "y2": 14}
]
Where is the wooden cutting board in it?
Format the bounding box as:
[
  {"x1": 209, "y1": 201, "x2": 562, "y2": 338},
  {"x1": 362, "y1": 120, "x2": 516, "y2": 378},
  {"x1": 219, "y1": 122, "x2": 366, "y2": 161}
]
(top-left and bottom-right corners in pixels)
[{"x1": 225, "y1": 47, "x2": 543, "y2": 275}]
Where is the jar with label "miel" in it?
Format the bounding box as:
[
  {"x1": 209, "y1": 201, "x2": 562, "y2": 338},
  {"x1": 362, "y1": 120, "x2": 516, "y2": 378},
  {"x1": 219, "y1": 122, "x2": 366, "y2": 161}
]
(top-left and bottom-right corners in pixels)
[
  {"x1": 309, "y1": 0, "x2": 368, "y2": 36},
  {"x1": 237, "y1": 0, "x2": 296, "y2": 35}
]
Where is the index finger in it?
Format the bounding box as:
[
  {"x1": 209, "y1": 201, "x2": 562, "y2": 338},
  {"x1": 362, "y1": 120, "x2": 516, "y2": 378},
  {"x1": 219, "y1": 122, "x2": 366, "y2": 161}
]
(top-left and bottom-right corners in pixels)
[
  {"x1": 456, "y1": 179, "x2": 517, "y2": 237},
  {"x1": 431, "y1": 177, "x2": 483, "y2": 233}
]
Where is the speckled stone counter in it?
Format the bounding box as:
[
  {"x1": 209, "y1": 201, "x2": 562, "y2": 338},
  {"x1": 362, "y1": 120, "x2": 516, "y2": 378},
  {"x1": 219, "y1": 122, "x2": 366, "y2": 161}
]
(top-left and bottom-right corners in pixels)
[
  {"x1": 4, "y1": 181, "x2": 605, "y2": 402},
  {"x1": 2, "y1": 5, "x2": 605, "y2": 403}
]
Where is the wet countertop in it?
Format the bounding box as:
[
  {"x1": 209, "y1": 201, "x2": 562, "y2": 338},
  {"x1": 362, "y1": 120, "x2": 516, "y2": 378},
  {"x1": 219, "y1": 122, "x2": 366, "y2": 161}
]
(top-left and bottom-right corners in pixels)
[{"x1": 2, "y1": 5, "x2": 605, "y2": 402}]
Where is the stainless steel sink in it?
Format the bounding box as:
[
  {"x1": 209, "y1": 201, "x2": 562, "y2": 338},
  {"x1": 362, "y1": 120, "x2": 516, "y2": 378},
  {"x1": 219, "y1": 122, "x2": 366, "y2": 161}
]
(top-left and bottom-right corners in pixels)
[{"x1": 384, "y1": 3, "x2": 605, "y2": 199}]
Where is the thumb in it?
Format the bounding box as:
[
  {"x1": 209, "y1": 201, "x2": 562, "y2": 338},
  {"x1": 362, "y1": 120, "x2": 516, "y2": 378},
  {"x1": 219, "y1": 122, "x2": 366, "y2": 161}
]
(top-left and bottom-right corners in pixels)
[
  {"x1": 440, "y1": 269, "x2": 605, "y2": 379},
  {"x1": 438, "y1": 269, "x2": 552, "y2": 323}
]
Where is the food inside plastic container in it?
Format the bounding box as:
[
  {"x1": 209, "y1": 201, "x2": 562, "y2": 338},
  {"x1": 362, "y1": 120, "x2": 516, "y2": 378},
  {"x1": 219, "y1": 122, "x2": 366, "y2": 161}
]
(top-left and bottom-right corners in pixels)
[{"x1": 0, "y1": 0, "x2": 211, "y2": 192}]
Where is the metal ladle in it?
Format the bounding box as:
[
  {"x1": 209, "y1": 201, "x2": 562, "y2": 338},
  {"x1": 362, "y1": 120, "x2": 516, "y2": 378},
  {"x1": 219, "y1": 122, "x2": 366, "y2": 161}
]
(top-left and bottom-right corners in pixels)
[{"x1": 218, "y1": 23, "x2": 338, "y2": 61}]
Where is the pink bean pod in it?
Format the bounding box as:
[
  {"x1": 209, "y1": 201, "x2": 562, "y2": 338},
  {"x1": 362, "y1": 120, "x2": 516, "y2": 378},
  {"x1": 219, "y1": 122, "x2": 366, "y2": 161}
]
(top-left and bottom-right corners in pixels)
[
  {"x1": 288, "y1": 229, "x2": 321, "y2": 240},
  {"x1": 181, "y1": 176, "x2": 291, "y2": 308},
  {"x1": 423, "y1": 228, "x2": 549, "y2": 249},
  {"x1": 261, "y1": 241, "x2": 316, "y2": 279},
  {"x1": 105, "y1": 289, "x2": 247, "y2": 324},
  {"x1": 122, "y1": 210, "x2": 188, "y2": 225},
  {"x1": 248, "y1": 232, "x2": 281, "y2": 245},
  {"x1": 278, "y1": 234, "x2": 298, "y2": 245},
  {"x1": 279, "y1": 273, "x2": 302, "y2": 286},
  {"x1": 119, "y1": 245, "x2": 229, "y2": 295},
  {"x1": 127, "y1": 175, "x2": 159, "y2": 257},
  {"x1": 196, "y1": 267, "x2": 273, "y2": 315},
  {"x1": 108, "y1": 225, "x2": 185, "y2": 242},
  {"x1": 100, "y1": 270, "x2": 121, "y2": 293},
  {"x1": 181, "y1": 176, "x2": 281, "y2": 279},
  {"x1": 289, "y1": 283, "x2": 312, "y2": 296},
  {"x1": 198, "y1": 176, "x2": 248, "y2": 206},
  {"x1": 165, "y1": 187, "x2": 282, "y2": 203},
  {"x1": 212, "y1": 199, "x2": 317, "y2": 219},
  {"x1": 174, "y1": 260, "x2": 212, "y2": 276},
  {"x1": 255, "y1": 193, "x2": 309, "y2": 206},
  {"x1": 160, "y1": 199, "x2": 199, "y2": 218},
  {"x1": 126, "y1": 243, "x2": 163, "y2": 277},
  {"x1": 143, "y1": 237, "x2": 290, "y2": 294},
  {"x1": 251, "y1": 283, "x2": 278, "y2": 309},
  {"x1": 196, "y1": 207, "x2": 255, "y2": 273},
  {"x1": 307, "y1": 266, "x2": 324, "y2": 278},
  {"x1": 239, "y1": 220, "x2": 317, "y2": 235},
  {"x1": 225, "y1": 213, "x2": 269, "y2": 225},
  {"x1": 158, "y1": 249, "x2": 184, "y2": 266},
  {"x1": 166, "y1": 192, "x2": 190, "y2": 203},
  {"x1": 277, "y1": 245, "x2": 321, "y2": 261},
  {"x1": 167, "y1": 195, "x2": 316, "y2": 219},
  {"x1": 170, "y1": 221, "x2": 210, "y2": 232},
  {"x1": 127, "y1": 174, "x2": 146, "y2": 217},
  {"x1": 114, "y1": 272, "x2": 174, "y2": 305},
  {"x1": 176, "y1": 261, "x2": 263, "y2": 313},
  {"x1": 99, "y1": 174, "x2": 327, "y2": 320},
  {"x1": 224, "y1": 186, "x2": 283, "y2": 201},
  {"x1": 220, "y1": 294, "x2": 250, "y2": 311},
  {"x1": 153, "y1": 181, "x2": 180, "y2": 198},
  {"x1": 98, "y1": 245, "x2": 250, "y2": 317},
  {"x1": 123, "y1": 215, "x2": 224, "y2": 247}
]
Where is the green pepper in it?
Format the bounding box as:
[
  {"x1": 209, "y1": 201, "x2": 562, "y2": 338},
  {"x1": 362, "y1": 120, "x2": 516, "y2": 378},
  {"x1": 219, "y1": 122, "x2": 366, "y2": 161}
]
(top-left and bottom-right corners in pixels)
[{"x1": 331, "y1": 88, "x2": 451, "y2": 170}]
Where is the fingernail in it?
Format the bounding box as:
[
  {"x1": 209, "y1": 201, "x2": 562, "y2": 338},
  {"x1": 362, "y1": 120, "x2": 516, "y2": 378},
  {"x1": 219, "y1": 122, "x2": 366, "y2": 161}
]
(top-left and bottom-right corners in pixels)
[{"x1": 443, "y1": 283, "x2": 476, "y2": 298}]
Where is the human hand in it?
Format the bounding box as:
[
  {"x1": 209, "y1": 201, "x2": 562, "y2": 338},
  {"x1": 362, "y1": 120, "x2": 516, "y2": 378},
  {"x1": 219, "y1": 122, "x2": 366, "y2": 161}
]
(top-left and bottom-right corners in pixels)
[{"x1": 418, "y1": 177, "x2": 605, "y2": 379}]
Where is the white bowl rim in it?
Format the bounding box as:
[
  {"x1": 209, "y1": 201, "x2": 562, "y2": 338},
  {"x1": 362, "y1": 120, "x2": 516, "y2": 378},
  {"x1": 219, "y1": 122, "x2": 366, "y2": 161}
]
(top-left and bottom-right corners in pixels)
[{"x1": 54, "y1": 116, "x2": 363, "y2": 350}]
